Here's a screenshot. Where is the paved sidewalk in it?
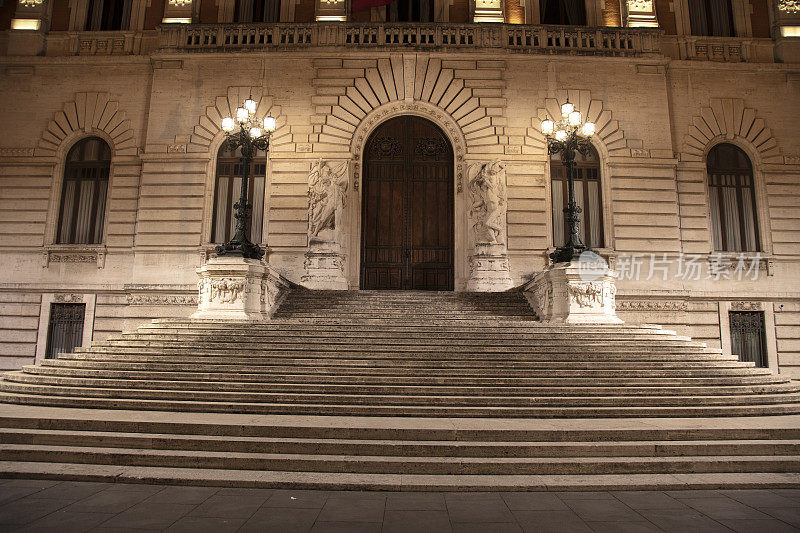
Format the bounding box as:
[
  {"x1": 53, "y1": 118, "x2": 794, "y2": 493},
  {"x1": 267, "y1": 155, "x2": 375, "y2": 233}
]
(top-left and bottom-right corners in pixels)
[{"x1": 1, "y1": 479, "x2": 799, "y2": 532}]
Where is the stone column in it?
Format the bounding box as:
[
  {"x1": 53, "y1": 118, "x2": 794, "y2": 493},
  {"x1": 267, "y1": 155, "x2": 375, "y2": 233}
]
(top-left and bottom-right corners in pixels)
[
  {"x1": 193, "y1": 256, "x2": 290, "y2": 321},
  {"x1": 524, "y1": 253, "x2": 623, "y2": 324},
  {"x1": 302, "y1": 159, "x2": 349, "y2": 290},
  {"x1": 465, "y1": 159, "x2": 514, "y2": 292}
]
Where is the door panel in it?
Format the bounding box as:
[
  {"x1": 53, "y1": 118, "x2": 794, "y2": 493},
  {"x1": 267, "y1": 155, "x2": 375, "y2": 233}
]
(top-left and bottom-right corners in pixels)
[{"x1": 361, "y1": 116, "x2": 454, "y2": 290}]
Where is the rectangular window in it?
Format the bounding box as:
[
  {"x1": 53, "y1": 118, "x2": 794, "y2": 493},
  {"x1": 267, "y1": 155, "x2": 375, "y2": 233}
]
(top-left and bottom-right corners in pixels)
[
  {"x1": 551, "y1": 164, "x2": 604, "y2": 249},
  {"x1": 211, "y1": 161, "x2": 265, "y2": 244},
  {"x1": 709, "y1": 173, "x2": 758, "y2": 252},
  {"x1": 46, "y1": 303, "x2": 85, "y2": 359},
  {"x1": 729, "y1": 311, "x2": 767, "y2": 368},
  {"x1": 689, "y1": 0, "x2": 735, "y2": 37}
]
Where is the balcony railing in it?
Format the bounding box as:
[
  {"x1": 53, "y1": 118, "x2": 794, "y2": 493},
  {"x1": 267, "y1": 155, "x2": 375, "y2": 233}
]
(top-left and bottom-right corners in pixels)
[
  {"x1": 666, "y1": 35, "x2": 776, "y2": 63},
  {"x1": 158, "y1": 22, "x2": 662, "y2": 56}
]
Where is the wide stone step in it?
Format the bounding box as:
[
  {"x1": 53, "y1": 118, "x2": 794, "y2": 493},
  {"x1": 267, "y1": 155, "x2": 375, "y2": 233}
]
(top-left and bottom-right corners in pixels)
[
  {"x1": 2, "y1": 444, "x2": 800, "y2": 475},
  {"x1": 7, "y1": 372, "x2": 796, "y2": 397},
  {"x1": 38, "y1": 359, "x2": 770, "y2": 377},
  {"x1": 2, "y1": 380, "x2": 798, "y2": 409},
  {"x1": 4, "y1": 429, "x2": 799, "y2": 458},
  {"x1": 3, "y1": 460, "x2": 798, "y2": 491},
  {"x1": 24, "y1": 366, "x2": 783, "y2": 386}
]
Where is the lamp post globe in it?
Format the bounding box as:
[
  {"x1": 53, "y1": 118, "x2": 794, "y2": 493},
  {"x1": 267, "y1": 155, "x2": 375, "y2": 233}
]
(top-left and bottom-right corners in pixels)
[
  {"x1": 215, "y1": 101, "x2": 277, "y2": 261},
  {"x1": 541, "y1": 98, "x2": 596, "y2": 264}
]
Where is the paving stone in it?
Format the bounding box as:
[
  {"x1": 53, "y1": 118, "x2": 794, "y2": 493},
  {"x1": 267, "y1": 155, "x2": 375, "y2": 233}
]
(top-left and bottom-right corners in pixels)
[
  {"x1": 555, "y1": 491, "x2": 618, "y2": 500},
  {"x1": 720, "y1": 489, "x2": 799, "y2": 508},
  {"x1": 16, "y1": 510, "x2": 115, "y2": 532},
  {"x1": 166, "y1": 515, "x2": 249, "y2": 533},
  {"x1": 451, "y1": 523, "x2": 524, "y2": 533},
  {"x1": 511, "y1": 509, "x2": 594, "y2": 533},
  {"x1": 0, "y1": 485, "x2": 52, "y2": 506},
  {"x1": 264, "y1": 489, "x2": 331, "y2": 508},
  {"x1": 683, "y1": 497, "x2": 771, "y2": 520},
  {"x1": 759, "y1": 507, "x2": 800, "y2": 528},
  {"x1": 386, "y1": 492, "x2": 447, "y2": 510},
  {"x1": 95, "y1": 502, "x2": 194, "y2": 529},
  {"x1": 501, "y1": 492, "x2": 569, "y2": 510},
  {"x1": 639, "y1": 508, "x2": 734, "y2": 532},
  {"x1": 142, "y1": 485, "x2": 219, "y2": 505},
  {"x1": 309, "y1": 521, "x2": 382, "y2": 533},
  {"x1": 382, "y1": 509, "x2": 452, "y2": 533},
  {"x1": 612, "y1": 491, "x2": 689, "y2": 510},
  {"x1": 772, "y1": 490, "x2": 800, "y2": 502},
  {"x1": 64, "y1": 487, "x2": 152, "y2": 513},
  {"x1": 446, "y1": 496, "x2": 515, "y2": 523},
  {"x1": 586, "y1": 521, "x2": 665, "y2": 533},
  {"x1": 0, "y1": 497, "x2": 72, "y2": 526},
  {"x1": 316, "y1": 495, "x2": 385, "y2": 522},
  {"x1": 564, "y1": 498, "x2": 646, "y2": 521},
  {"x1": 716, "y1": 518, "x2": 800, "y2": 533},
  {"x1": 30, "y1": 481, "x2": 109, "y2": 501},
  {"x1": 190, "y1": 494, "x2": 268, "y2": 518},
  {"x1": 239, "y1": 506, "x2": 320, "y2": 533}
]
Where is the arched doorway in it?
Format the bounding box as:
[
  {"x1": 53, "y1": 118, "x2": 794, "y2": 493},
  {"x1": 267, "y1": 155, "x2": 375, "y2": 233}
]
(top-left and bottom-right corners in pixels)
[{"x1": 360, "y1": 116, "x2": 454, "y2": 290}]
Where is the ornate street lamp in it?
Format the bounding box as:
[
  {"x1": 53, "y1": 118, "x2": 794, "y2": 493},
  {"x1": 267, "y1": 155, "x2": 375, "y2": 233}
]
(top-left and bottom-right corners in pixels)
[
  {"x1": 217, "y1": 98, "x2": 277, "y2": 260},
  {"x1": 540, "y1": 99, "x2": 596, "y2": 264}
]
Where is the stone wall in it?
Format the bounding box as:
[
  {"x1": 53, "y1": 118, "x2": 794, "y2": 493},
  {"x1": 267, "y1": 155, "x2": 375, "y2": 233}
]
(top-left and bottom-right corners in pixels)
[{"x1": 0, "y1": 46, "x2": 799, "y2": 377}]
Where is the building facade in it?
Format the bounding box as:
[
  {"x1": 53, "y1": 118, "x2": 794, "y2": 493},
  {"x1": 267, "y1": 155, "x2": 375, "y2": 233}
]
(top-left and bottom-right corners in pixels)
[{"x1": 1, "y1": 0, "x2": 799, "y2": 378}]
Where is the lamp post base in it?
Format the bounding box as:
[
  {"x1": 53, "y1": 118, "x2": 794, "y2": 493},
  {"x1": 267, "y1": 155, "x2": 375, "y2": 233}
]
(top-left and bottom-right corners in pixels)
[
  {"x1": 192, "y1": 256, "x2": 290, "y2": 321},
  {"x1": 524, "y1": 260, "x2": 623, "y2": 324}
]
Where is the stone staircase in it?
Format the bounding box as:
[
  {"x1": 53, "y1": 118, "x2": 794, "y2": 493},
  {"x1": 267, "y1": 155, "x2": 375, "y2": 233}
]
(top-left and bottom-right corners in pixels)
[{"x1": 1, "y1": 289, "x2": 800, "y2": 489}]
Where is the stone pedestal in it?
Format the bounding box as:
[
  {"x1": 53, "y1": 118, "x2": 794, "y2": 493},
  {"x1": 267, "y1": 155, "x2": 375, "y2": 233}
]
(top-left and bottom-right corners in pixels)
[
  {"x1": 466, "y1": 243, "x2": 514, "y2": 292},
  {"x1": 301, "y1": 240, "x2": 348, "y2": 290},
  {"x1": 192, "y1": 256, "x2": 289, "y2": 321},
  {"x1": 524, "y1": 260, "x2": 623, "y2": 324}
]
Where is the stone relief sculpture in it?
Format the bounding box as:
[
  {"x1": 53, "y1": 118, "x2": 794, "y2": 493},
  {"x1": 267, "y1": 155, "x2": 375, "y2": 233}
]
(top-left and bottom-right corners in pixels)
[
  {"x1": 465, "y1": 159, "x2": 513, "y2": 291},
  {"x1": 303, "y1": 159, "x2": 350, "y2": 290},
  {"x1": 308, "y1": 159, "x2": 349, "y2": 243},
  {"x1": 468, "y1": 159, "x2": 506, "y2": 245}
]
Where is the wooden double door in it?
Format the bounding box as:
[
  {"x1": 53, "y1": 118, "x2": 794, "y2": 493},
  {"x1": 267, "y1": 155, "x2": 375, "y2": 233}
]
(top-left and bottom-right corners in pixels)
[{"x1": 360, "y1": 116, "x2": 454, "y2": 290}]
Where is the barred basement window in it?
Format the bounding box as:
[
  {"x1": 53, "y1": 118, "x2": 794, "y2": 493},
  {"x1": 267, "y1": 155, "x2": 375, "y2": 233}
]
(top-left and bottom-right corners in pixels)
[
  {"x1": 707, "y1": 143, "x2": 759, "y2": 252},
  {"x1": 551, "y1": 144, "x2": 604, "y2": 249},
  {"x1": 689, "y1": 0, "x2": 736, "y2": 37},
  {"x1": 57, "y1": 137, "x2": 110, "y2": 245},
  {"x1": 211, "y1": 144, "x2": 266, "y2": 244},
  {"x1": 540, "y1": 0, "x2": 587, "y2": 25},
  {"x1": 46, "y1": 303, "x2": 85, "y2": 359},
  {"x1": 234, "y1": 0, "x2": 281, "y2": 22},
  {"x1": 729, "y1": 311, "x2": 767, "y2": 368}
]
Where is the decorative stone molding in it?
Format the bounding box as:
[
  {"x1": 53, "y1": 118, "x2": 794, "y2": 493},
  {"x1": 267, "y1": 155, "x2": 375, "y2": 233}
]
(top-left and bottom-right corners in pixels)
[
  {"x1": 682, "y1": 98, "x2": 782, "y2": 163},
  {"x1": 36, "y1": 92, "x2": 137, "y2": 158},
  {"x1": 351, "y1": 100, "x2": 466, "y2": 193},
  {"x1": 192, "y1": 256, "x2": 290, "y2": 321},
  {"x1": 0, "y1": 148, "x2": 35, "y2": 158},
  {"x1": 527, "y1": 90, "x2": 641, "y2": 157},
  {"x1": 779, "y1": 0, "x2": 800, "y2": 14},
  {"x1": 185, "y1": 86, "x2": 284, "y2": 154},
  {"x1": 43, "y1": 246, "x2": 106, "y2": 268},
  {"x1": 617, "y1": 300, "x2": 689, "y2": 312},
  {"x1": 127, "y1": 294, "x2": 197, "y2": 306},
  {"x1": 53, "y1": 293, "x2": 84, "y2": 303},
  {"x1": 523, "y1": 258, "x2": 623, "y2": 324},
  {"x1": 730, "y1": 301, "x2": 763, "y2": 311},
  {"x1": 466, "y1": 244, "x2": 513, "y2": 291}
]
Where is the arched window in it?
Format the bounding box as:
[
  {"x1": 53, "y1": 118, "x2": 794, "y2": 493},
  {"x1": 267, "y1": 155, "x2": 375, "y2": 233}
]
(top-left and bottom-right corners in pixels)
[
  {"x1": 551, "y1": 145, "x2": 603, "y2": 249},
  {"x1": 234, "y1": 0, "x2": 281, "y2": 22},
  {"x1": 211, "y1": 144, "x2": 267, "y2": 244},
  {"x1": 688, "y1": 0, "x2": 735, "y2": 37},
  {"x1": 57, "y1": 138, "x2": 110, "y2": 245},
  {"x1": 541, "y1": 0, "x2": 586, "y2": 25},
  {"x1": 707, "y1": 143, "x2": 759, "y2": 252},
  {"x1": 84, "y1": 0, "x2": 133, "y2": 30}
]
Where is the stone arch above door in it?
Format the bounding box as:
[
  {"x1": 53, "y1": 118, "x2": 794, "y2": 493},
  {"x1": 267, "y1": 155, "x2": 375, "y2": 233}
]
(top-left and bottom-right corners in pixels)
[{"x1": 311, "y1": 55, "x2": 505, "y2": 157}]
